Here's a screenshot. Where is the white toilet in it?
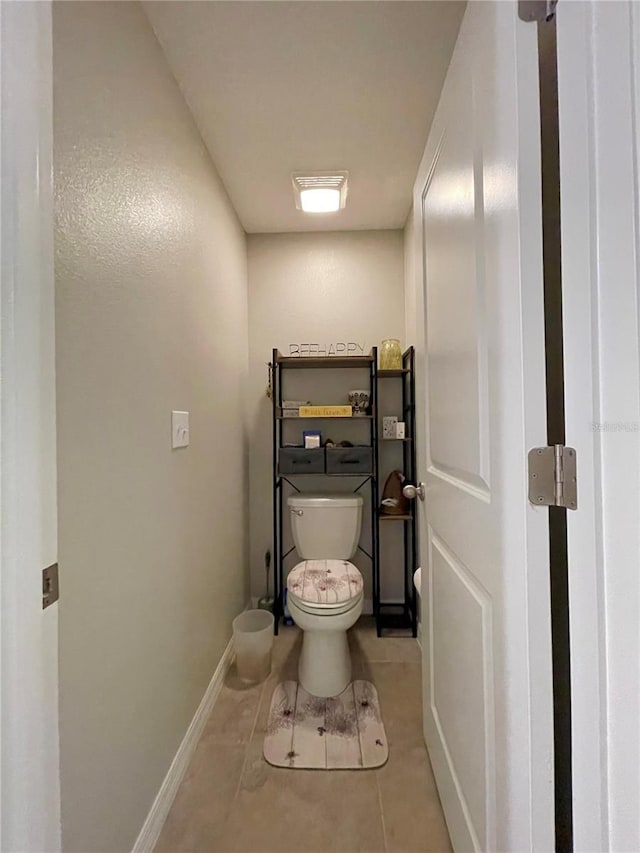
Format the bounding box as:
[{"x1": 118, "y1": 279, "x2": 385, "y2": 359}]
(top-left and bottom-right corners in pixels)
[{"x1": 286, "y1": 493, "x2": 364, "y2": 698}]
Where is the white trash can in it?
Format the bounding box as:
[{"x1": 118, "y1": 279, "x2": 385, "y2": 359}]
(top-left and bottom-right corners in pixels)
[{"x1": 232, "y1": 609, "x2": 274, "y2": 684}]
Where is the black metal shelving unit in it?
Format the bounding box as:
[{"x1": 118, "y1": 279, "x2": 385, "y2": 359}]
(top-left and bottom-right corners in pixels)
[
  {"x1": 270, "y1": 346, "x2": 417, "y2": 639},
  {"x1": 375, "y1": 346, "x2": 418, "y2": 637},
  {"x1": 271, "y1": 348, "x2": 379, "y2": 635}
]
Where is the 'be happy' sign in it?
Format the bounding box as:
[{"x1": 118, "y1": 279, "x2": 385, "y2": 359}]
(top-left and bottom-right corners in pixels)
[{"x1": 288, "y1": 342, "x2": 365, "y2": 357}]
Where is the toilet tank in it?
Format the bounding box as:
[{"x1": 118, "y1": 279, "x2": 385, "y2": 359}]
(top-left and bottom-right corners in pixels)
[{"x1": 287, "y1": 493, "x2": 364, "y2": 559}]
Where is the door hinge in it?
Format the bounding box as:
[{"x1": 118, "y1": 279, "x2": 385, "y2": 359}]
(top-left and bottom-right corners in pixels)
[
  {"x1": 42, "y1": 563, "x2": 59, "y2": 609},
  {"x1": 528, "y1": 445, "x2": 577, "y2": 510},
  {"x1": 518, "y1": 0, "x2": 558, "y2": 23}
]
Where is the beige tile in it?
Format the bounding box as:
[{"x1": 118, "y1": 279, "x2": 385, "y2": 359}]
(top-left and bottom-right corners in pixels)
[
  {"x1": 227, "y1": 648, "x2": 299, "y2": 780},
  {"x1": 360, "y1": 662, "x2": 424, "y2": 748},
  {"x1": 377, "y1": 743, "x2": 451, "y2": 853},
  {"x1": 218, "y1": 732, "x2": 386, "y2": 853},
  {"x1": 349, "y1": 616, "x2": 421, "y2": 664},
  {"x1": 199, "y1": 668, "x2": 263, "y2": 746},
  {"x1": 156, "y1": 627, "x2": 439, "y2": 853},
  {"x1": 154, "y1": 742, "x2": 246, "y2": 853},
  {"x1": 200, "y1": 625, "x2": 300, "y2": 749},
  {"x1": 271, "y1": 624, "x2": 302, "y2": 679}
]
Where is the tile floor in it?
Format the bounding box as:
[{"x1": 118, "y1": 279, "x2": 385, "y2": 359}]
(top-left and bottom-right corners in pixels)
[{"x1": 155, "y1": 618, "x2": 451, "y2": 853}]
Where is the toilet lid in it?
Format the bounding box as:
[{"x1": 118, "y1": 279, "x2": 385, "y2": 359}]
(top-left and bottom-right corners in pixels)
[{"x1": 287, "y1": 560, "x2": 363, "y2": 607}]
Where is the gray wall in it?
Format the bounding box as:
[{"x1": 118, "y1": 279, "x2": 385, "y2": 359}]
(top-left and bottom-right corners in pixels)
[
  {"x1": 53, "y1": 3, "x2": 249, "y2": 850},
  {"x1": 247, "y1": 230, "x2": 407, "y2": 605}
]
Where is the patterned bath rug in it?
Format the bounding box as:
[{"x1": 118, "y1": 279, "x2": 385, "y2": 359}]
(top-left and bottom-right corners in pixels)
[{"x1": 263, "y1": 680, "x2": 388, "y2": 770}]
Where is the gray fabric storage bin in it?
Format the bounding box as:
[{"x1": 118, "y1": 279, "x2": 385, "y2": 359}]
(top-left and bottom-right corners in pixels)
[
  {"x1": 279, "y1": 447, "x2": 325, "y2": 475},
  {"x1": 326, "y1": 446, "x2": 373, "y2": 475}
]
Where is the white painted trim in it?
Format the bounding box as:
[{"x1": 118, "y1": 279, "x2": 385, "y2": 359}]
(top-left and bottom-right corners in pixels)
[
  {"x1": 558, "y1": 3, "x2": 640, "y2": 848},
  {"x1": 556, "y1": 6, "x2": 608, "y2": 845},
  {"x1": 1, "y1": 2, "x2": 61, "y2": 849},
  {"x1": 131, "y1": 636, "x2": 235, "y2": 853}
]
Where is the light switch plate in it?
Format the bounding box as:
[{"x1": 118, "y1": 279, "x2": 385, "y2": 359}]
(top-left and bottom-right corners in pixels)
[{"x1": 172, "y1": 411, "x2": 189, "y2": 448}]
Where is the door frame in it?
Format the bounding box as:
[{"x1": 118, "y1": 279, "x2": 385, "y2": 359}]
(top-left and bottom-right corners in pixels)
[
  {"x1": 0, "y1": 2, "x2": 61, "y2": 849},
  {"x1": 558, "y1": 2, "x2": 640, "y2": 850}
]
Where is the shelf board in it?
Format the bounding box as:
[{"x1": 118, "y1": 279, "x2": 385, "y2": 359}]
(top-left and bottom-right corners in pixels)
[
  {"x1": 381, "y1": 437, "x2": 413, "y2": 442},
  {"x1": 378, "y1": 369, "x2": 409, "y2": 378},
  {"x1": 276, "y1": 352, "x2": 374, "y2": 369},
  {"x1": 378, "y1": 513, "x2": 413, "y2": 522}
]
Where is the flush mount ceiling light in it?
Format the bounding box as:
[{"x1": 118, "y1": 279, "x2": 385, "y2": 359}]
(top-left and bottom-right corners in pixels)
[{"x1": 292, "y1": 172, "x2": 349, "y2": 214}]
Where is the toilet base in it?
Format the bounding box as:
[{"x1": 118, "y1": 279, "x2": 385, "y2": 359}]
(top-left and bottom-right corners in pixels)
[
  {"x1": 299, "y1": 630, "x2": 351, "y2": 698},
  {"x1": 287, "y1": 593, "x2": 363, "y2": 698}
]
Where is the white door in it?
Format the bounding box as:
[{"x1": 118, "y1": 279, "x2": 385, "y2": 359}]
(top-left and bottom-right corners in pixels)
[
  {"x1": 558, "y1": 2, "x2": 640, "y2": 849},
  {"x1": 410, "y1": 3, "x2": 554, "y2": 850},
  {"x1": 0, "y1": 2, "x2": 61, "y2": 850}
]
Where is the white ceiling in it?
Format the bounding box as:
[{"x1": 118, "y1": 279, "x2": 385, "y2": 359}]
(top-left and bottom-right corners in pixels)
[{"x1": 144, "y1": 1, "x2": 465, "y2": 234}]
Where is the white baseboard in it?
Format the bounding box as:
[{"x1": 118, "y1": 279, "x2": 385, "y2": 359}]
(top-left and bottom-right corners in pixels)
[{"x1": 131, "y1": 633, "x2": 235, "y2": 853}]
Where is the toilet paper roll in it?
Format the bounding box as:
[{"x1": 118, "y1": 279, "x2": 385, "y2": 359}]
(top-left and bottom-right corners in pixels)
[{"x1": 413, "y1": 567, "x2": 422, "y2": 595}]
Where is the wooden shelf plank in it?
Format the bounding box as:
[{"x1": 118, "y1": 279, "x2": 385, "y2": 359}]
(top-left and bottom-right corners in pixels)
[
  {"x1": 378, "y1": 513, "x2": 413, "y2": 522},
  {"x1": 276, "y1": 353, "x2": 374, "y2": 369}
]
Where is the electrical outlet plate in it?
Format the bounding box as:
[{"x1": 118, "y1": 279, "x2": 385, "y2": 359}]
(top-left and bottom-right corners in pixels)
[{"x1": 383, "y1": 416, "x2": 398, "y2": 439}]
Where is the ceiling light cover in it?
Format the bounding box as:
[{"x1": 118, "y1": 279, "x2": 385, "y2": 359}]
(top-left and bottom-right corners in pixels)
[
  {"x1": 299, "y1": 188, "x2": 341, "y2": 213},
  {"x1": 292, "y1": 172, "x2": 348, "y2": 213}
]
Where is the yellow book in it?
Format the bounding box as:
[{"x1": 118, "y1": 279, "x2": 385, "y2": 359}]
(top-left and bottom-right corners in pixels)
[{"x1": 299, "y1": 405, "x2": 353, "y2": 418}]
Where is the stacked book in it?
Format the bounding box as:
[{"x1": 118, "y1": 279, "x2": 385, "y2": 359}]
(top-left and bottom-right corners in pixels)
[{"x1": 281, "y1": 400, "x2": 311, "y2": 418}]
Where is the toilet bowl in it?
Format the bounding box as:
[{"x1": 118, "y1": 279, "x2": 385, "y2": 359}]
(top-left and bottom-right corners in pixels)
[
  {"x1": 287, "y1": 494, "x2": 364, "y2": 697},
  {"x1": 287, "y1": 558, "x2": 364, "y2": 696}
]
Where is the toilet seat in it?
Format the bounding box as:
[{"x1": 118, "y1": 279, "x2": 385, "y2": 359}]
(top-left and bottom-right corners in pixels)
[
  {"x1": 287, "y1": 559, "x2": 363, "y2": 612},
  {"x1": 288, "y1": 591, "x2": 363, "y2": 617}
]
